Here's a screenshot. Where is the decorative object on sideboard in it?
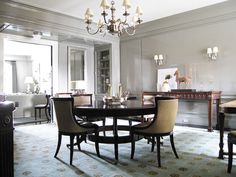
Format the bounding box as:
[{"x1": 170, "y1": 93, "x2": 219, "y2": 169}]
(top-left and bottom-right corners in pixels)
[
  {"x1": 24, "y1": 76, "x2": 34, "y2": 93},
  {"x1": 161, "y1": 74, "x2": 171, "y2": 92},
  {"x1": 207, "y1": 46, "x2": 219, "y2": 60},
  {"x1": 174, "y1": 69, "x2": 191, "y2": 89},
  {"x1": 84, "y1": 0, "x2": 143, "y2": 36},
  {"x1": 154, "y1": 54, "x2": 165, "y2": 66}
]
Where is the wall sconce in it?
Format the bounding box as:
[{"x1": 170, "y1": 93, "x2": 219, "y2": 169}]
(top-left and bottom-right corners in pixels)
[
  {"x1": 207, "y1": 46, "x2": 219, "y2": 60},
  {"x1": 154, "y1": 54, "x2": 165, "y2": 66}
]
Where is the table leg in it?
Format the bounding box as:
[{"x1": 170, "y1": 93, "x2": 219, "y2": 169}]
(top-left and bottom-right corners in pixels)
[
  {"x1": 215, "y1": 98, "x2": 220, "y2": 130},
  {"x1": 113, "y1": 117, "x2": 118, "y2": 160},
  {"x1": 218, "y1": 112, "x2": 225, "y2": 159},
  {"x1": 208, "y1": 99, "x2": 213, "y2": 132}
]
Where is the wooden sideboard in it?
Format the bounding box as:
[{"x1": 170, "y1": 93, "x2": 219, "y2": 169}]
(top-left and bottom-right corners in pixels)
[{"x1": 142, "y1": 91, "x2": 222, "y2": 132}]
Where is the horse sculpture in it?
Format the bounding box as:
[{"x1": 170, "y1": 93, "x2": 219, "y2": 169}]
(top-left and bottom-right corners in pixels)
[{"x1": 174, "y1": 70, "x2": 191, "y2": 89}]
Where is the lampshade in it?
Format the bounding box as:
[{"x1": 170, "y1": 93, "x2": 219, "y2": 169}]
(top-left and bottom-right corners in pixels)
[
  {"x1": 207, "y1": 48, "x2": 212, "y2": 54},
  {"x1": 213, "y1": 46, "x2": 219, "y2": 53},
  {"x1": 24, "y1": 76, "x2": 34, "y2": 84}
]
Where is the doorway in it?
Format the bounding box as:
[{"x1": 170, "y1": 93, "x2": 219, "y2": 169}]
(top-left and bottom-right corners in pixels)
[{"x1": 3, "y1": 39, "x2": 52, "y2": 125}]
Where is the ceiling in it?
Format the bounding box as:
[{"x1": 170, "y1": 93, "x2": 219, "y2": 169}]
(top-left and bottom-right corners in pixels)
[{"x1": 13, "y1": 0, "x2": 228, "y2": 23}]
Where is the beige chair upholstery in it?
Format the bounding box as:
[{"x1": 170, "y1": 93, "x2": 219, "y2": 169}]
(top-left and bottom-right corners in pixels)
[
  {"x1": 72, "y1": 94, "x2": 106, "y2": 135},
  {"x1": 228, "y1": 130, "x2": 236, "y2": 173},
  {"x1": 130, "y1": 97, "x2": 179, "y2": 167},
  {"x1": 52, "y1": 97, "x2": 100, "y2": 165}
]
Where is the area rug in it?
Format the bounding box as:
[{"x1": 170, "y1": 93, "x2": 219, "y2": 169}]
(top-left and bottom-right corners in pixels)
[{"x1": 14, "y1": 120, "x2": 235, "y2": 177}]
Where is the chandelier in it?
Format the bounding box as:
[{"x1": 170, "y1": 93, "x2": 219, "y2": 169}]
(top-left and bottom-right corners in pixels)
[{"x1": 84, "y1": 0, "x2": 143, "y2": 36}]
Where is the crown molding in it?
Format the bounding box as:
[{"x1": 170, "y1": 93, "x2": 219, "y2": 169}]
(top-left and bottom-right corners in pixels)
[
  {"x1": 121, "y1": 1, "x2": 236, "y2": 42},
  {"x1": 0, "y1": 0, "x2": 119, "y2": 43}
]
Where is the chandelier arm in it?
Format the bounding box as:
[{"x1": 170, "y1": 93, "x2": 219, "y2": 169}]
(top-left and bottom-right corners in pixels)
[
  {"x1": 86, "y1": 26, "x2": 100, "y2": 35},
  {"x1": 102, "y1": 11, "x2": 109, "y2": 24},
  {"x1": 122, "y1": 23, "x2": 136, "y2": 36}
]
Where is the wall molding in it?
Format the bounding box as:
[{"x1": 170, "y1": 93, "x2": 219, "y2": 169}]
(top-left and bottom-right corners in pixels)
[
  {"x1": 121, "y1": 1, "x2": 236, "y2": 42},
  {"x1": 0, "y1": 1, "x2": 119, "y2": 43}
]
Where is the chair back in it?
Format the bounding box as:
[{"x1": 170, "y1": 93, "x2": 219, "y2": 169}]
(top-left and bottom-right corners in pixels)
[
  {"x1": 72, "y1": 94, "x2": 92, "y2": 107},
  {"x1": 149, "y1": 98, "x2": 178, "y2": 134},
  {"x1": 52, "y1": 97, "x2": 84, "y2": 133}
]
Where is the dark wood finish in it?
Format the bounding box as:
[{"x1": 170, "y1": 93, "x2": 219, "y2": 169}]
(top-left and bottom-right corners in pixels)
[
  {"x1": 34, "y1": 94, "x2": 51, "y2": 123},
  {"x1": 143, "y1": 91, "x2": 221, "y2": 132},
  {"x1": 0, "y1": 101, "x2": 15, "y2": 177},
  {"x1": 74, "y1": 100, "x2": 155, "y2": 160},
  {"x1": 218, "y1": 100, "x2": 236, "y2": 159}
]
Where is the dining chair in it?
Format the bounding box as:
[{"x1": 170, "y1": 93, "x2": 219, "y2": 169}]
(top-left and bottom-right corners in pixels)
[
  {"x1": 34, "y1": 94, "x2": 51, "y2": 123},
  {"x1": 130, "y1": 97, "x2": 179, "y2": 167},
  {"x1": 227, "y1": 130, "x2": 236, "y2": 173},
  {"x1": 52, "y1": 97, "x2": 100, "y2": 165},
  {"x1": 72, "y1": 94, "x2": 106, "y2": 136}
]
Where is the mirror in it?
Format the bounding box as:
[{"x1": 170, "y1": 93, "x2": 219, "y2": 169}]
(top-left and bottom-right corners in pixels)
[{"x1": 68, "y1": 47, "x2": 85, "y2": 91}]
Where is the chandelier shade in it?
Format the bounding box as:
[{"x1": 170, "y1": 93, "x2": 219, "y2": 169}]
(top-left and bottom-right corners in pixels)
[{"x1": 84, "y1": 0, "x2": 143, "y2": 36}]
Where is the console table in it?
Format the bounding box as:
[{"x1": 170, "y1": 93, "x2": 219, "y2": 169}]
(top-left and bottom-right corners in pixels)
[{"x1": 143, "y1": 91, "x2": 221, "y2": 132}]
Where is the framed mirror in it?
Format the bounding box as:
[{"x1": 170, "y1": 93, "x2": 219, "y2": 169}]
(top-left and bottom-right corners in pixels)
[{"x1": 68, "y1": 46, "x2": 85, "y2": 92}]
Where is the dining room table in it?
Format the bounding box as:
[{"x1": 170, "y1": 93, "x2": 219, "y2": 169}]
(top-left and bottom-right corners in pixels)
[
  {"x1": 218, "y1": 100, "x2": 236, "y2": 159},
  {"x1": 73, "y1": 100, "x2": 156, "y2": 161}
]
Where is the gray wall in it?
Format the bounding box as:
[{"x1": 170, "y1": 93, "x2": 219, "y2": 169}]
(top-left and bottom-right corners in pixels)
[
  {"x1": 121, "y1": 0, "x2": 236, "y2": 96},
  {"x1": 120, "y1": 0, "x2": 236, "y2": 128}
]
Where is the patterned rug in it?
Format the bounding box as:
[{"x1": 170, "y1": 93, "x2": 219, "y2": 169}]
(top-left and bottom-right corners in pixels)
[{"x1": 14, "y1": 120, "x2": 236, "y2": 177}]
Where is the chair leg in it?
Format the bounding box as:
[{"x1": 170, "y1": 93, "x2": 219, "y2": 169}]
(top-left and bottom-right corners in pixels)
[
  {"x1": 76, "y1": 135, "x2": 81, "y2": 151},
  {"x1": 102, "y1": 118, "x2": 106, "y2": 136},
  {"x1": 151, "y1": 136, "x2": 155, "y2": 152},
  {"x1": 129, "y1": 120, "x2": 132, "y2": 127},
  {"x1": 34, "y1": 108, "x2": 37, "y2": 124},
  {"x1": 95, "y1": 132, "x2": 100, "y2": 157},
  {"x1": 39, "y1": 109, "x2": 41, "y2": 124},
  {"x1": 45, "y1": 107, "x2": 50, "y2": 122},
  {"x1": 170, "y1": 134, "x2": 179, "y2": 158},
  {"x1": 54, "y1": 133, "x2": 62, "y2": 158},
  {"x1": 70, "y1": 135, "x2": 75, "y2": 165},
  {"x1": 227, "y1": 139, "x2": 233, "y2": 173},
  {"x1": 156, "y1": 136, "x2": 161, "y2": 167},
  {"x1": 131, "y1": 134, "x2": 135, "y2": 159}
]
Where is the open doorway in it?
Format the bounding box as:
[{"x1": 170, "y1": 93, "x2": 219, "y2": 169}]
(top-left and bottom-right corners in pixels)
[
  {"x1": 3, "y1": 39, "x2": 52, "y2": 125},
  {"x1": 3, "y1": 40, "x2": 52, "y2": 94}
]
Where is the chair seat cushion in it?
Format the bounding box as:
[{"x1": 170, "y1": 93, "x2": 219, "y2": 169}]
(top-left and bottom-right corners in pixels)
[
  {"x1": 35, "y1": 104, "x2": 47, "y2": 108},
  {"x1": 229, "y1": 131, "x2": 236, "y2": 137}
]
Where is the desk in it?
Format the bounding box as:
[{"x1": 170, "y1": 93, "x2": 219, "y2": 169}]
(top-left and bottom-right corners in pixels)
[
  {"x1": 218, "y1": 100, "x2": 236, "y2": 159},
  {"x1": 74, "y1": 100, "x2": 155, "y2": 160},
  {"x1": 143, "y1": 91, "x2": 221, "y2": 132}
]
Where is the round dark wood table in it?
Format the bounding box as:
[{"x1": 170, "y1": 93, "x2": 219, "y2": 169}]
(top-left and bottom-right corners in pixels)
[{"x1": 74, "y1": 100, "x2": 155, "y2": 160}]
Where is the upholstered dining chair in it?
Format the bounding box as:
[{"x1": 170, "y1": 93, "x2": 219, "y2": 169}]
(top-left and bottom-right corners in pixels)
[
  {"x1": 227, "y1": 130, "x2": 236, "y2": 173},
  {"x1": 130, "y1": 97, "x2": 179, "y2": 167},
  {"x1": 34, "y1": 94, "x2": 51, "y2": 123},
  {"x1": 52, "y1": 97, "x2": 100, "y2": 165},
  {"x1": 72, "y1": 94, "x2": 106, "y2": 136}
]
